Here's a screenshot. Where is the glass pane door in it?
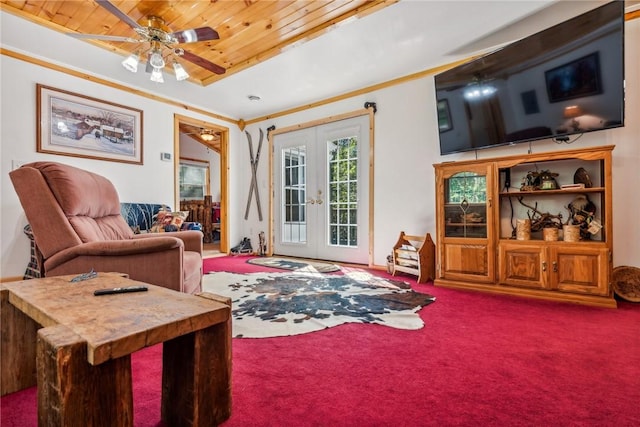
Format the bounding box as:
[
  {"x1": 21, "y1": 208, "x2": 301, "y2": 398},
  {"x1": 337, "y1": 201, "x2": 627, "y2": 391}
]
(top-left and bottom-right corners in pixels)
[
  {"x1": 328, "y1": 136, "x2": 358, "y2": 247},
  {"x1": 281, "y1": 146, "x2": 307, "y2": 244},
  {"x1": 273, "y1": 115, "x2": 370, "y2": 264},
  {"x1": 444, "y1": 171, "x2": 487, "y2": 238}
]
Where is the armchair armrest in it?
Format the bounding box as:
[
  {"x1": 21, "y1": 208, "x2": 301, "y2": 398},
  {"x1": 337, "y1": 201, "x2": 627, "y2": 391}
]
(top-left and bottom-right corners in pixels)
[
  {"x1": 43, "y1": 238, "x2": 194, "y2": 292},
  {"x1": 46, "y1": 238, "x2": 185, "y2": 268},
  {"x1": 134, "y1": 230, "x2": 203, "y2": 254}
]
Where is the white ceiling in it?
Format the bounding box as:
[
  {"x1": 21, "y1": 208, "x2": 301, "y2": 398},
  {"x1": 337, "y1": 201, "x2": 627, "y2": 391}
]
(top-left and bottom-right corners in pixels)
[{"x1": 1, "y1": 1, "x2": 635, "y2": 121}]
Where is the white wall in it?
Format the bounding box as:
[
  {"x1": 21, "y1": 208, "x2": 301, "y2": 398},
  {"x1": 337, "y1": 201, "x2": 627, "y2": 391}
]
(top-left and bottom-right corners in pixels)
[
  {"x1": 2, "y1": 18, "x2": 638, "y2": 279},
  {"x1": 243, "y1": 18, "x2": 640, "y2": 269},
  {"x1": 0, "y1": 55, "x2": 243, "y2": 278}
]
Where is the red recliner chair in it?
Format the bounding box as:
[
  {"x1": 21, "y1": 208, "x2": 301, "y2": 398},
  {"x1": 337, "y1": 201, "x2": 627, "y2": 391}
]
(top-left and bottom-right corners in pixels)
[{"x1": 9, "y1": 161, "x2": 203, "y2": 294}]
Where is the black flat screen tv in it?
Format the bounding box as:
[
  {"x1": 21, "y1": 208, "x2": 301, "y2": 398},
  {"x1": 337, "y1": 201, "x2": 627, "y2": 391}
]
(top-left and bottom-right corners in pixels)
[{"x1": 435, "y1": 1, "x2": 625, "y2": 155}]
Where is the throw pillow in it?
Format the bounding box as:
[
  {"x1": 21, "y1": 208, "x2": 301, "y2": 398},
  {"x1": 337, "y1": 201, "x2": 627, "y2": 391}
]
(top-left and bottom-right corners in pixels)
[{"x1": 150, "y1": 210, "x2": 189, "y2": 232}]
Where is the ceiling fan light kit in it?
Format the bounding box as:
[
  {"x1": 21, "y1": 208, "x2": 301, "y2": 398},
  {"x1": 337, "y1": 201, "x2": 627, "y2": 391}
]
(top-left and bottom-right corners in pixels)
[
  {"x1": 200, "y1": 130, "x2": 215, "y2": 141},
  {"x1": 121, "y1": 51, "x2": 140, "y2": 73},
  {"x1": 121, "y1": 44, "x2": 188, "y2": 82},
  {"x1": 150, "y1": 67, "x2": 164, "y2": 83},
  {"x1": 148, "y1": 49, "x2": 165, "y2": 69},
  {"x1": 173, "y1": 61, "x2": 190, "y2": 81}
]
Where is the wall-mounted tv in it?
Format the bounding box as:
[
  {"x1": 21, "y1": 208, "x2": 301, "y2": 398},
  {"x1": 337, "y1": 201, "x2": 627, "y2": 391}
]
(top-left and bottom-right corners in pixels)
[{"x1": 434, "y1": 1, "x2": 625, "y2": 155}]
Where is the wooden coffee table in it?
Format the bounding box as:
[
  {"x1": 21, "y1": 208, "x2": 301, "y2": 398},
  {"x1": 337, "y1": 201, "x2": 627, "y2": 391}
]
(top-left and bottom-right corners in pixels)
[{"x1": 1, "y1": 272, "x2": 232, "y2": 426}]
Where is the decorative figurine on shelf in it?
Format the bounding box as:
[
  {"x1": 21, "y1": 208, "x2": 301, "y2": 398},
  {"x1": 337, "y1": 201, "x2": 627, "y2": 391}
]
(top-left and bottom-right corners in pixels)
[
  {"x1": 520, "y1": 172, "x2": 538, "y2": 191},
  {"x1": 520, "y1": 170, "x2": 559, "y2": 191},
  {"x1": 573, "y1": 167, "x2": 593, "y2": 188},
  {"x1": 566, "y1": 194, "x2": 597, "y2": 239},
  {"x1": 538, "y1": 170, "x2": 559, "y2": 190},
  {"x1": 460, "y1": 212, "x2": 484, "y2": 223}
]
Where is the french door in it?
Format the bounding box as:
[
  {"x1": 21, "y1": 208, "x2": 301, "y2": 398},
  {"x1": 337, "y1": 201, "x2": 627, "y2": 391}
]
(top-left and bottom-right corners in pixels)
[{"x1": 273, "y1": 115, "x2": 370, "y2": 264}]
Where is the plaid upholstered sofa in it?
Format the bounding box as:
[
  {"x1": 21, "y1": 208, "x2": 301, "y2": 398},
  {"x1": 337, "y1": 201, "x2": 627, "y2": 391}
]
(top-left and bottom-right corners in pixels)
[
  {"x1": 120, "y1": 202, "x2": 169, "y2": 233},
  {"x1": 120, "y1": 203, "x2": 202, "y2": 234}
]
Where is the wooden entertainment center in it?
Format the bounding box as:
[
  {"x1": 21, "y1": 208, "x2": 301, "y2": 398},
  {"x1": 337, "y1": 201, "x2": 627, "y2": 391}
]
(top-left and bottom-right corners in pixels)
[{"x1": 433, "y1": 145, "x2": 615, "y2": 308}]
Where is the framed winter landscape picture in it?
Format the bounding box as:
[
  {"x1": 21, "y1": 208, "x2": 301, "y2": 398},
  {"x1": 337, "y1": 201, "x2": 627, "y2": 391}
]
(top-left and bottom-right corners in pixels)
[{"x1": 37, "y1": 84, "x2": 143, "y2": 164}]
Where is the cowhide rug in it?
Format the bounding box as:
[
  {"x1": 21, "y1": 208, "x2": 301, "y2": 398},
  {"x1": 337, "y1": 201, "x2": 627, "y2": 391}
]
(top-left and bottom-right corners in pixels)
[
  {"x1": 202, "y1": 270, "x2": 436, "y2": 338},
  {"x1": 247, "y1": 256, "x2": 340, "y2": 273}
]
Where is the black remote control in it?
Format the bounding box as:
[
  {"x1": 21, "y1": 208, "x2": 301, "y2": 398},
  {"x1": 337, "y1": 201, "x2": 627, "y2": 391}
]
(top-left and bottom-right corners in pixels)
[{"x1": 94, "y1": 286, "x2": 148, "y2": 296}]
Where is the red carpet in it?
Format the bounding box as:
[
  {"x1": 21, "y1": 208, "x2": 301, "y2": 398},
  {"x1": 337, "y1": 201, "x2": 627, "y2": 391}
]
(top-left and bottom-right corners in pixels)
[{"x1": 2, "y1": 255, "x2": 639, "y2": 426}]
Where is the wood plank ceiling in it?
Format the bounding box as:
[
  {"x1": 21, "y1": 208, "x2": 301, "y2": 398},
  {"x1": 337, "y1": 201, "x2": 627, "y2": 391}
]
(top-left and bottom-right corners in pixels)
[{"x1": 1, "y1": 0, "x2": 397, "y2": 86}]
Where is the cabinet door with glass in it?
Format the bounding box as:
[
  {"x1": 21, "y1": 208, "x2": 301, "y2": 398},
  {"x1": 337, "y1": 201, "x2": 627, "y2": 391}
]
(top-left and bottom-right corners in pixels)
[{"x1": 435, "y1": 164, "x2": 495, "y2": 284}]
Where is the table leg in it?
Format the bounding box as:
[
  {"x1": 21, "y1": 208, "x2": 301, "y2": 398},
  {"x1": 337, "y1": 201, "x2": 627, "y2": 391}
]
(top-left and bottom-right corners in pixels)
[
  {"x1": 162, "y1": 312, "x2": 232, "y2": 425},
  {"x1": 37, "y1": 325, "x2": 133, "y2": 427},
  {"x1": 1, "y1": 286, "x2": 39, "y2": 396}
]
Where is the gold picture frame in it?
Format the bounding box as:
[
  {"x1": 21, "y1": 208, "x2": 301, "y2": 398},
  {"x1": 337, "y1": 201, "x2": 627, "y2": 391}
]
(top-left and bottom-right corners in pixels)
[{"x1": 37, "y1": 84, "x2": 143, "y2": 164}]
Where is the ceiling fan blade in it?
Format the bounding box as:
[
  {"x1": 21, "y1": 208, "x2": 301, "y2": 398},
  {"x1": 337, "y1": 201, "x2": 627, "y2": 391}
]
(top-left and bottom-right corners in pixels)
[
  {"x1": 171, "y1": 27, "x2": 220, "y2": 44},
  {"x1": 180, "y1": 50, "x2": 226, "y2": 75},
  {"x1": 68, "y1": 34, "x2": 140, "y2": 43},
  {"x1": 96, "y1": 0, "x2": 142, "y2": 30}
]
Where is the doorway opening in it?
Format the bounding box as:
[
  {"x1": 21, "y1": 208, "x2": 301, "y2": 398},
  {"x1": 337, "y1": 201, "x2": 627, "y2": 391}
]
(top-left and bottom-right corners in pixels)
[{"x1": 174, "y1": 114, "x2": 229, "y2": 255}]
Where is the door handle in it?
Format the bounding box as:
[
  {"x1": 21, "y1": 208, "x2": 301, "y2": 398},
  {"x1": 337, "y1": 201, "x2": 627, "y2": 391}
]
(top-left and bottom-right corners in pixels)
[
  {"x1": 306, "y1": 199, "x2": 315, "y2": 205},
  {"x1": 542, "y1": 261, "x2": 547, "y2": 272},
  {"x1": 552, "y1": 261, "x2": 558, "y2": 272},
  {"x1": 315, "y1": 189, "x2": 324, "y2": 205}
]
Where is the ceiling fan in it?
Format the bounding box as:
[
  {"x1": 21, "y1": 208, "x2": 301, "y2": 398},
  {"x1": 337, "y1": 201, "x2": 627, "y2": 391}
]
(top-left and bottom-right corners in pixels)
[
  {"x1": 69, "y1": 0, "x2": 225, "y2": 81},
  {"x1": 194, "y1": 129, "x2": 219, "y2": 142},
  {"x1": 181, "y1": 127, "x2": 219, "y2": 142}
]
